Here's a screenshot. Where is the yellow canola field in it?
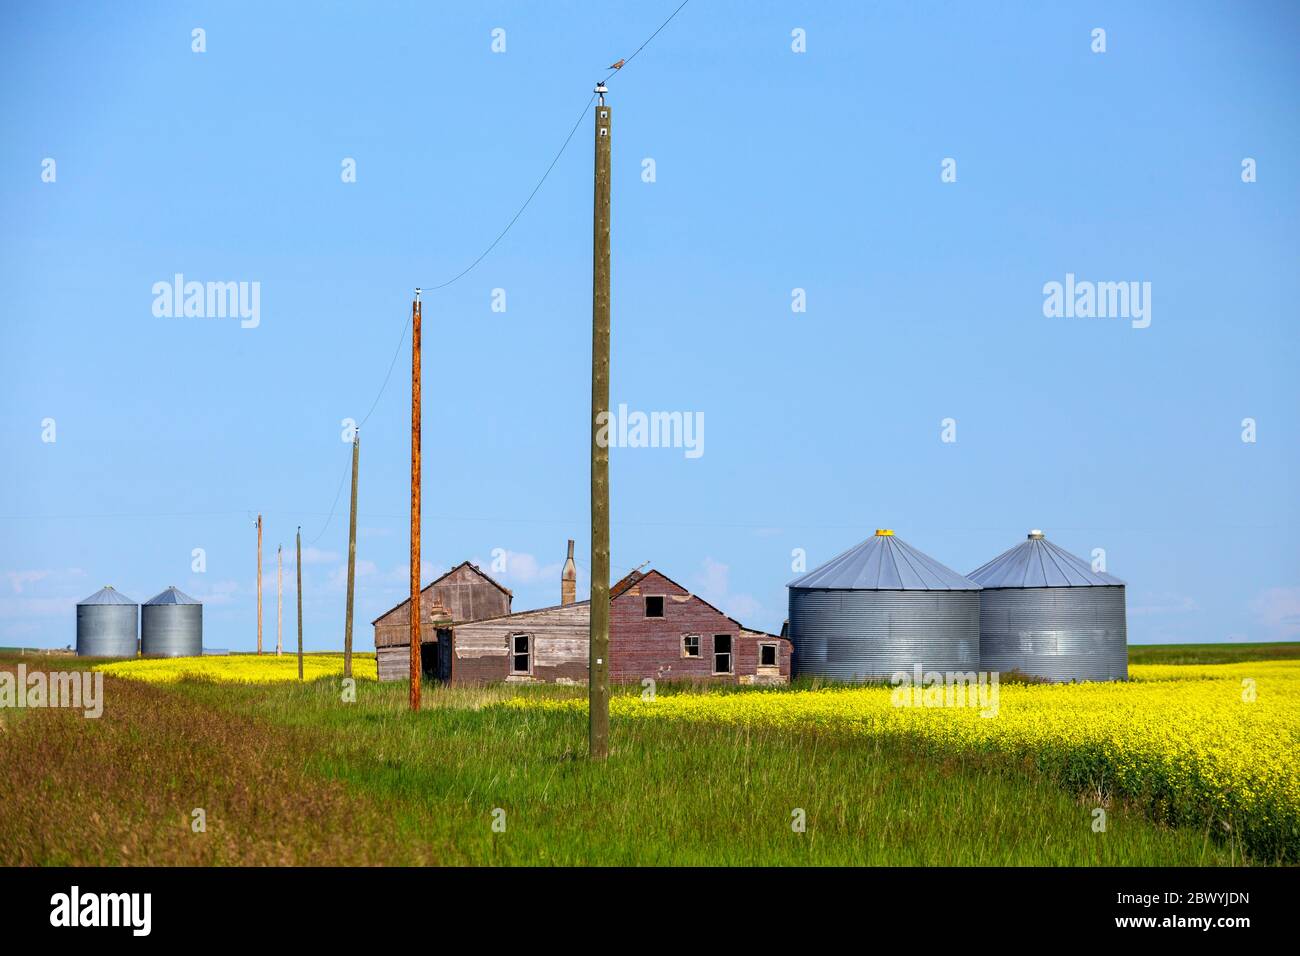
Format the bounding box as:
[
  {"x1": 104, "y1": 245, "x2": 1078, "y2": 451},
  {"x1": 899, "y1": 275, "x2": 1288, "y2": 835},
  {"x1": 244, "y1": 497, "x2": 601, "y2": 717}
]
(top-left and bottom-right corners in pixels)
[
  {"x1": 96, "y1": 653, "x2": 377, "y2": 685},
  {"x1": 511, "y1": 660, "x2": 1300, "y2": 861}
]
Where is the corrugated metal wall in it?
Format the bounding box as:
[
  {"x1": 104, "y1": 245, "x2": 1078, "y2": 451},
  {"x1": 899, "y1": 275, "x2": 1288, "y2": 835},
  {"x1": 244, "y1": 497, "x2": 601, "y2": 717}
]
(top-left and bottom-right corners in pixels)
[
  {"x1": 141, "y1": 604, "x2": 202, "y2": 657},
  {"x1": 789, "y1": 589, "x2": 981, "y2": 681},
  {"x1": 76, "y1": 604, "x2": 138, "y2": 657},
  {"x1": 978, "y1": 585, "x2": 1127, "y2": 681}
]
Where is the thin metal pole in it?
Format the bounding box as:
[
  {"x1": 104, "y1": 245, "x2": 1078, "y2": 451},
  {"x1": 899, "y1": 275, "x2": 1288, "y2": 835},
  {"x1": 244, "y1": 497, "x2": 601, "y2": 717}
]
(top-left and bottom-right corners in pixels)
[
  {"x1": 409, "y1": 293, "x2": 422, "y2": 712},
  {"x1": 344, "y1": 432, "x2": 359, "y2": 680},
  {"x1": 276, "y1": 544, "x2": 283, "y2": 656},
  {"x1": 589, "y1": 88, "x2": 612, "y2": 760}
]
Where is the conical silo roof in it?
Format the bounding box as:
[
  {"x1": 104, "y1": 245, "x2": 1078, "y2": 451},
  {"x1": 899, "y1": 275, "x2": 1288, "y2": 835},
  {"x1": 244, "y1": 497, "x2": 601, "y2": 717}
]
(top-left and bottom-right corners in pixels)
[
  {"x1": 788, "y1": 530, "x2": 980, "y2": 590},
  {"x1": 968, "y1": 530, "x2": 1125, "y2": 588},
  {"x1": 78, "y1": 585, "x2": 137, "y2": 606},
  {"x1": 144, "y1": 586, "x2": 201, "y2": 606}
]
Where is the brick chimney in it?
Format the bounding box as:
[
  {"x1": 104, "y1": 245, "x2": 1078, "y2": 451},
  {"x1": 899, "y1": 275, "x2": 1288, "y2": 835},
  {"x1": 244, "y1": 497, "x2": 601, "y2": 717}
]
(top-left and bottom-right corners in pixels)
[{"x1": 562, "y1": 539, "x2": 577, "y2": 606}]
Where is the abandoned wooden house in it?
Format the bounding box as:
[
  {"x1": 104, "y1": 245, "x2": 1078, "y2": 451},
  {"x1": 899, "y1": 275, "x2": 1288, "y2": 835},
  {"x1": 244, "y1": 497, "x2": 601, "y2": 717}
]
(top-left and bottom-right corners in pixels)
[
  {"x1": 374, "y1": 541, "x2": 791, "y2": 685},
  {"x1": 370, "y1": 560, "x2": 513, "y2": 681}
]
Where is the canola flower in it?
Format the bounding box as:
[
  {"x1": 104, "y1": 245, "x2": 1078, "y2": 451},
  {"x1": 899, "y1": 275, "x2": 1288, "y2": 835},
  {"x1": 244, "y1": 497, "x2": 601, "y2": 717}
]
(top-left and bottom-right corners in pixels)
[
  {"x1": 508, "y1": 660, "x2": 1300, "y2": 861},
  {"x1": 96, "y1": 653, "x2": 377, "y2": 685}
]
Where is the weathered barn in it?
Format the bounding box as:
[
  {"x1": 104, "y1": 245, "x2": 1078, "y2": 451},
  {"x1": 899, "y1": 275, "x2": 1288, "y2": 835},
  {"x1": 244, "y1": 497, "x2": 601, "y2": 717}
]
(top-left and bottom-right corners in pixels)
[
  {"x1": 371, "y1": 562, "x2": 512, "y2": 682},
  {"x1": 447, "y1": 564, "x2": 790, "y2": 686}
]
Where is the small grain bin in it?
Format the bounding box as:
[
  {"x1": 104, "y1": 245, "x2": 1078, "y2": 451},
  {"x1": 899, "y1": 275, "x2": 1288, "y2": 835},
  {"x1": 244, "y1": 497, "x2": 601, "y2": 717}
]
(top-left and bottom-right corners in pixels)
[
  {"x1": 787, "y1": 530, "x2": 981, "y2": 681},
  {"x1": 968, "y1": 530, "x2": 1127, "y2": 682},
  {"x1": 141, "y1": 586, "x2": 203, "y2": 657},
  {"x1": 76, "y1": 586, "x2": 139, "y2": 657}
]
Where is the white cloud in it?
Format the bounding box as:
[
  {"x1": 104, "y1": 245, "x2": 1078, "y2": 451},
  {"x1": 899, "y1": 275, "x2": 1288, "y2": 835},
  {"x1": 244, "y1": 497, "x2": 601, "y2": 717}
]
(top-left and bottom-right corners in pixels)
[
  {"x1": 1249, "y1": 587, "x2": 1300, "y2": 639},
  {"x1": 5, "y1": 568, "x2": 84, "y2": 595},
  {"x1": 1129, "y1": 593, "x2": 1201, "y2": 616},
  {"x1": 299, "y1": 547, "x2": 340, "y2": 565},
  {"x1": 691, "y1": 557, "x2": 763, "y2": 624}
]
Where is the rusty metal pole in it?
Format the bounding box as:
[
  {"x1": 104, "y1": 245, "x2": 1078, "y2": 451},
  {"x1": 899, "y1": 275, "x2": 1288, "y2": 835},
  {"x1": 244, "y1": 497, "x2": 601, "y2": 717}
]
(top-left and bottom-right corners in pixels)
[
  {"x1": 256, "y1": 514, "x2": 263, "y2": 655},
  {"x1": 344, "y1": 431, "x2": 359, "y2": 680},
  {"x1": 589, "y1": 86, "x2": 612, "y2": 760},
  {"x1": 409, "y1": 292, "x2": 422, "y2": 712},
  {"x1": 296, "y1": 527, "x2": 303, "y2": 681}
]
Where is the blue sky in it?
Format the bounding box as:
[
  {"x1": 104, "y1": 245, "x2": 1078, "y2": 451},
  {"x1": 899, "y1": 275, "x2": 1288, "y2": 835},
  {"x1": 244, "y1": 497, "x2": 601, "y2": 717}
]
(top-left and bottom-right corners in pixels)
[{"x1": 2, "y1": 1, "x2": 1297, "y2": 650}]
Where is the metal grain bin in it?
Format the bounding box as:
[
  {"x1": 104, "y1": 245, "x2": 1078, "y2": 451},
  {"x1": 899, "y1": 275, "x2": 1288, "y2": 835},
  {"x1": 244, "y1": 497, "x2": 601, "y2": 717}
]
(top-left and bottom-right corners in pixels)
[
  {"x1": 141, "y1": 586, "x2": 203, "y2": 657},
  {"x1": 76, "y1": 586, "x2": 139, "y2": 657},
  {"x1": 787, "y1": 530, "x2": 981, "y2": 681},
  {"x1": 968, "y1": 530, "x2": 1127, "y2": 682}
]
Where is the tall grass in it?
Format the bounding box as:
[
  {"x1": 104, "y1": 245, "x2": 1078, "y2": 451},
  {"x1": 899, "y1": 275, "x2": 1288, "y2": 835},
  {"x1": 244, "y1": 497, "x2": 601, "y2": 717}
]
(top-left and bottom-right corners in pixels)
[{"x1": 171, "y1": 677, "x2": 1240, "y2": 866}]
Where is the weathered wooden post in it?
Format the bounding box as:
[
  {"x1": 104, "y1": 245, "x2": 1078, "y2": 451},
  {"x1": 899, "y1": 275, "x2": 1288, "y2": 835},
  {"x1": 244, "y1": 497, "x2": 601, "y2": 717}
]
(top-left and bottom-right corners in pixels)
[
  {"x1": 409, "y1": 291, "x2": 422, "y2": 712},
  {"x1": 296, "y1": 527, "x2": 303, "y2": 681},
  {"x1": 344, "y1": 431, "x2": 359, "y2": 680},
  {"x1": 256, "y1": 513, "x2": 263, "y2": 655},
  {"x1": 589, "y1": 85, "x2": 612, "y2": 760}
]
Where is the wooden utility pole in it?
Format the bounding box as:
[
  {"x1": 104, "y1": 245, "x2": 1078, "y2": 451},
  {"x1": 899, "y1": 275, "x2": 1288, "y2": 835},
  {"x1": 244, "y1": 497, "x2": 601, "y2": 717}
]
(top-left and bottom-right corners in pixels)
[
  {"x1": 256, "y1": 514, "x2": 263, "y2": 655},
  {"x1": 344, "y1": 431, "x2": 359, "y2": 680},
  {"x1": 589, "y1": 85, "x2": 612, "y2": 760},
  {"x1": 409, "y1": 291, "x2": 422, "y2": 712},
  {"x1": 296, "y1": 527, "x2": 303, "y2": 681},
  {"x1": 276, "y1": 544, "x2": 283, "y2": 656}
]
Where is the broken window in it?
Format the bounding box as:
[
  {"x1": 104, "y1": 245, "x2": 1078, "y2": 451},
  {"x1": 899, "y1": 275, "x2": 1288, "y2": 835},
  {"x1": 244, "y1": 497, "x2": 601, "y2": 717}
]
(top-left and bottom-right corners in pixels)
[
  {"x1": 713, "y1": 634, "x2": 733, "y2": 675},
  {"x1": 645, "y1": 596, "x2": 664, "y2": 618},
  {"x1": 511, "y1": 633, "x2": 531, "y2": 674},
  {"x1": 760, "y1": 643, "x2": 778, "y2": 667},
  {"x1": 682, "y1": 634, "x2": 700, "y2": 658}
]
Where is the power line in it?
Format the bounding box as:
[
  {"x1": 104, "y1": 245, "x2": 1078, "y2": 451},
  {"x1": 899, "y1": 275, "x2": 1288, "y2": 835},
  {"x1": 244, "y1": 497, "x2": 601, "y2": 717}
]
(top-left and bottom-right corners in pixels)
[
  {"x1": 321, "y1": 1, "x2": 697, "y2": 545},
  {"x1": 602, "y1": 0, "x2": 692, "y2": 84}
]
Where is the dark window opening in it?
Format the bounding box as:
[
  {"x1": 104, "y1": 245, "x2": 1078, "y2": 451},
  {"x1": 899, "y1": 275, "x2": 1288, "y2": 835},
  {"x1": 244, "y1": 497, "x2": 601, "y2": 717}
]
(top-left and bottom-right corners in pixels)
[
  {"x1": 713, "y1": 634, "x2": 733, "y2": 675},
  {"x1": 511, "y1": 634, "x2": 531, "y2": 674},
  {"x1": 682, "y1": 634, "x2": 700, "y2": 658},
  {"x1": 645, "y1": 596, "x2": 664, "y2": 618},
  {"x1": 760, "y1": 643, "x2": 778, "y2": 667}
]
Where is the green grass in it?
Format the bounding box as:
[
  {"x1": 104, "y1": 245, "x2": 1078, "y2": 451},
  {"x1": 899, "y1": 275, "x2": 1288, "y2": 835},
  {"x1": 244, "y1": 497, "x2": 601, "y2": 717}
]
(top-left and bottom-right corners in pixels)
[
  {"x1": 1128, "y1": 642, "x2": 1300, "y2": 665},
  {"x1": 4, "y1": 646, "x2": 1289, "y2": 865},
  {"x1": 164, "y1": 677, "x2": 1241, "y2": 865}
]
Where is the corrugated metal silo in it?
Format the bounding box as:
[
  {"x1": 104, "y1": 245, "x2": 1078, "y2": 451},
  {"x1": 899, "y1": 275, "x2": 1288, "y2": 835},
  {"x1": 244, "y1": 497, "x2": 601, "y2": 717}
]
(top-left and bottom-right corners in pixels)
[
  {"x1": 968, "y1": 530, "x2": 1127, "y2": 682},
  {"x1": 141, "y1": 586, "x2": 203, "y2": 657},
  {"x1": 787, "y1": 530, "x2": 981, "y2": 681},
  {"x1": 76, "y1": 586, "x2": 139, "y2": 657}
]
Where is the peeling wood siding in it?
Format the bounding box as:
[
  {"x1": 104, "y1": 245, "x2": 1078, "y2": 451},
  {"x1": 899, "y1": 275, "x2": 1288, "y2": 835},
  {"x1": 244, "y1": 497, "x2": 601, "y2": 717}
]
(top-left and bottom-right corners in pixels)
[
  {"x1": 373, "y1": 564, "x2": 510, "y2": 650},
  {"x1": 607, "y1": 570, "x2": 791, "y2": 684},
  {"x1": 452, "y1": 603, "x2": 590, "y2": 684},
  {"x1": 436, "y1": 570, "x2": 791, "y2": 686},
  {"x1": 376, "y1": 646, "x2": 411, "y2": 682}
]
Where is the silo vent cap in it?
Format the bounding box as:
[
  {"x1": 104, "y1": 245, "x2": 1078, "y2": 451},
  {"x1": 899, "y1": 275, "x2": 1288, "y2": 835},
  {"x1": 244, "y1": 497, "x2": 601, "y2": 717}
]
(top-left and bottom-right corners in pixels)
[
  {"x1": 875, "y1": 529, "x2": 894, "y2": 536},
  {"x1": 1028, "y1": 530, "x2": 1045, "y2": 539}
]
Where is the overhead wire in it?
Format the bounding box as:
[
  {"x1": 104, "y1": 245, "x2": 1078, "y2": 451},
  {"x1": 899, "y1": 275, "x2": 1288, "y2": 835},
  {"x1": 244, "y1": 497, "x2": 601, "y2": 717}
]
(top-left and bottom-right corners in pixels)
[{"x1": 310, "y1": 0, "x2": 695, "y2": 546}]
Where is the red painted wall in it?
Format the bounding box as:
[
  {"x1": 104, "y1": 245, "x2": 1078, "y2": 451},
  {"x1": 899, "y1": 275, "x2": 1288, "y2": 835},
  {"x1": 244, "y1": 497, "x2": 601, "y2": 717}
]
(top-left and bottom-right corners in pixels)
[{"x1": 608, "y1": 571, "x2": 790, "y2": 684}]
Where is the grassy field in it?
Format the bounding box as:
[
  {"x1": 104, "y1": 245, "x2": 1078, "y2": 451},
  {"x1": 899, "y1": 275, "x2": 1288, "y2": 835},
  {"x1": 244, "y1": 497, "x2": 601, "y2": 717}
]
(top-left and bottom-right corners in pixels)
[
  {"x1": 5, "y1": 646, "x2": 1297, "y2": 865},
  {"x1": 1127, "y1": 641, "x2": 1300, "y2": 665}
]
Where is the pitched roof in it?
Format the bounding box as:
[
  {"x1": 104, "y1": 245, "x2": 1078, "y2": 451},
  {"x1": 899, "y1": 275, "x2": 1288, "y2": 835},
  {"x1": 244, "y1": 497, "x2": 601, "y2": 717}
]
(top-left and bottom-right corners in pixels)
[
  {"x1": 968, "y1": 531, "x2": 1125, "y2": 588},
  {"x1": 610, "y1": 568, "x2": 645, "y2": 599},
  {"x1": 615, "y1": 568, "x2": 785, "y2": 638},
  {"x1": 788, "y1": 531, "x2": 980, "y2": 591},
  {"x1": 369, "y1": 560, "x2": 512, "y2": 625},
  {"x1": 78, "y1": 585, "x2": 136, "y2": 606},
  {"x1": 144, "y1": 586, "x2": 201, "y2": 606}
]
